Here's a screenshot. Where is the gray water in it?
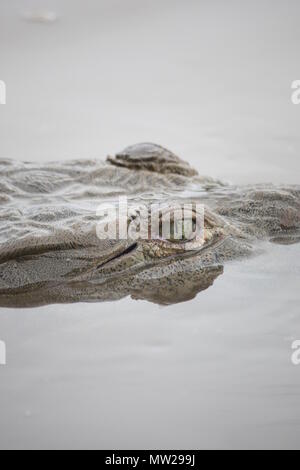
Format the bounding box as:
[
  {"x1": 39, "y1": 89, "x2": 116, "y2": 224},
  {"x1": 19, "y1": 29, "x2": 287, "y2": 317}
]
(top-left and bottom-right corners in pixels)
[{"x1": 0, "y1": 0, "x2": 300, "y2": 450}]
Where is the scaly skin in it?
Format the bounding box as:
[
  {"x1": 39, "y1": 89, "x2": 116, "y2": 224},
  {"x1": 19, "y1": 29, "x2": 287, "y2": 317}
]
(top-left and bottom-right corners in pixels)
[{"x1": 0, "y1": 143, "x2": 299, "y2": 307}]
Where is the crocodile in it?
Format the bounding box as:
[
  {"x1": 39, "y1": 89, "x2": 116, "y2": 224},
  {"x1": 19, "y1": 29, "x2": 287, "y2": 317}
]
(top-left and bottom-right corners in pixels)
[{"x1": 0, "y1": 143, "x2": 299, "y2": 308}]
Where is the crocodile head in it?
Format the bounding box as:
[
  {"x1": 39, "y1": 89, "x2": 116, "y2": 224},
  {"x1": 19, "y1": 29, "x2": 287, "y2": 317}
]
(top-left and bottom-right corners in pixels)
[
  {"x1": 75, "y1": 201, "x2": 229, "y2": 305},
  {"x1": 0, "y1": 200, "x2": 229, "y2": 307},
  {"x1": 0, "y1": 143, "x2": 299, "y2": 308}
]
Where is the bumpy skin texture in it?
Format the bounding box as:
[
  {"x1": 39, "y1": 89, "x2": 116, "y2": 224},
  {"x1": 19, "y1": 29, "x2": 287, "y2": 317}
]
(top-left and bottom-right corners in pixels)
[
  {"x1": 0, "y1": 143, "x2": 299, "y2": 308},
  {"x1": 107, "y1": 143, "x2": 198, "y2": 177}
]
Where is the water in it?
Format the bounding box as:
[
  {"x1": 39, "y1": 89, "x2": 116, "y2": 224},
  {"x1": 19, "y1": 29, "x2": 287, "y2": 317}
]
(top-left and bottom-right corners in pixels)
[{"x1": 0, "y1": 0, "x2": 300, "y2": 449}]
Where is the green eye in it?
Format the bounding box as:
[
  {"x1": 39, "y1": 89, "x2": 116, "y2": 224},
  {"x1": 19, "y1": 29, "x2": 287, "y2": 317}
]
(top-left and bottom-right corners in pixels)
[{"x1": 169, "y1": 218, "x2": 197, "y2": 242}]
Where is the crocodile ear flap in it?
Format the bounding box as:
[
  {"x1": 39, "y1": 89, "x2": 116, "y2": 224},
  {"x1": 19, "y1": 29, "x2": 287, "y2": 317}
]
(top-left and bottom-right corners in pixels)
[{"x1": 107, "y1": 143, "x2": 198, "y2": 177}]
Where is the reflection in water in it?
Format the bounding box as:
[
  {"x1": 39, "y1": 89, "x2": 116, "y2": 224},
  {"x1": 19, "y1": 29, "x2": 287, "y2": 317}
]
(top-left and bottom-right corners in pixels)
[
  {"x1": 0, "y1": 264, "x2": 224, "y2": 308},
  {"x1": 130, "y1": 265, "x2": 224, "y2": 305}
]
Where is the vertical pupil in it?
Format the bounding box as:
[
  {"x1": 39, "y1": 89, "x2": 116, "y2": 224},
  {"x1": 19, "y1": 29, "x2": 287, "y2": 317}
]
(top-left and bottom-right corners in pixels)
[
  {"x1": 160, "y1": 214, "x2": 197, "y2": 241},
  {"x1": 159, "y1": 220, "x2": 162, "y2": 238}
]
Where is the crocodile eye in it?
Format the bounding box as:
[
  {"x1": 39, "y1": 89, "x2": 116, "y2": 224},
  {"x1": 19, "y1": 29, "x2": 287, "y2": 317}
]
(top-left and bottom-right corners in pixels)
[{"x1": 168, "y1": 217, "x2": 197, "y2": 243}]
